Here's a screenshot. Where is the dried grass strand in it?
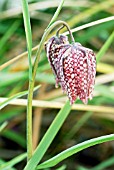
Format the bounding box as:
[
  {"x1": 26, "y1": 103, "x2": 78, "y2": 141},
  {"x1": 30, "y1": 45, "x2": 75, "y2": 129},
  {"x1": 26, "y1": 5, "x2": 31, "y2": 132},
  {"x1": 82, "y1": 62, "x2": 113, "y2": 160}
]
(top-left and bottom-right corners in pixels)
[
  {"x1": 0, "y1": 16, "x2": 114, "y2": 71},
  {"x1": 0, "y1": 97, "x2": 114, "y2": 113}
]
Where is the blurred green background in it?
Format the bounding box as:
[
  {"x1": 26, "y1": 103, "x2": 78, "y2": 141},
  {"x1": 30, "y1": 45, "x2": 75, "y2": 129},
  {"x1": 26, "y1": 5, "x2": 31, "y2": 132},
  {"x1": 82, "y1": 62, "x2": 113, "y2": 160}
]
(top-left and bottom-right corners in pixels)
[{"x1": 0, "y1": 0, "x2": 114, "y2": 169}]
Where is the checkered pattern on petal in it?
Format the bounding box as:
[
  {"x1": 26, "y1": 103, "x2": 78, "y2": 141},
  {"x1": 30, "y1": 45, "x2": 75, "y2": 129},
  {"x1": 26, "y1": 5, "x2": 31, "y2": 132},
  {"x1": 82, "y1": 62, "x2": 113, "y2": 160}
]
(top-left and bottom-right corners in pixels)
[
  {"x1": 45, "y1": 35, "x2": 69, "y2": 87},
  {"x1": 74, "y1": 44, "x2": 96, "y2": 103},
  {"x1": 45, "y1": 35, "x2": 96, "y2": 105}
]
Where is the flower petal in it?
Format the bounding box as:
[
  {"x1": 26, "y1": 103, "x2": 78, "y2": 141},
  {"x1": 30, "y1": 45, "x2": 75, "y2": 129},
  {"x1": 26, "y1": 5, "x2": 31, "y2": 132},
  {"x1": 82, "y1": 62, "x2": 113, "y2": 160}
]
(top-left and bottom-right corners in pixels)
[
  {"x1": 45, "y1": 35, "x2": 96, "y2": 105},
  {"x1": 45, "y1": 35, "x2": 69, "y2": 87},
  {"x1": 61, "y1": 46, "x2": 78, "y2": 104}
]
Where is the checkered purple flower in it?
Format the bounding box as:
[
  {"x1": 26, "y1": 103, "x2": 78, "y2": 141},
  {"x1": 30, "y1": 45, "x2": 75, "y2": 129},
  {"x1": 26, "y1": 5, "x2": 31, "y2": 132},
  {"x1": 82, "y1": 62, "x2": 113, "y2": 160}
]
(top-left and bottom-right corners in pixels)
[{"x1": 45, "y1": 35, "x2": 96, "y2": 105}]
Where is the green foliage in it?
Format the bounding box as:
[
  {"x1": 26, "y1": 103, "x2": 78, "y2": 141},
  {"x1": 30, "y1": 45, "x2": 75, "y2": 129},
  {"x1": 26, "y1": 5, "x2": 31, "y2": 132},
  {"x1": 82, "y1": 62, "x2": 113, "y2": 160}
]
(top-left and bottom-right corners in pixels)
[
  {"x1": 37, "y1": 134, "x2": 114, "y2": 169},
  {"x1": 0, "y1": 0, "x2": 114, "y2": 170}
]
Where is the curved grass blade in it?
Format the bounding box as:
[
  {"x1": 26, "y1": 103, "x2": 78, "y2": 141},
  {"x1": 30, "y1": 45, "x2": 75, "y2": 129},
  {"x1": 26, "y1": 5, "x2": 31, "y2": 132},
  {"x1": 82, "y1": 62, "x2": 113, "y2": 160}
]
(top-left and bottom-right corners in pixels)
[
  {"x1": 91, "y1": 156, "x2": 114, "y2": 170},
  {"x1": 37, "y1": 134, "x2": 114, "y2": 169},
  {"x1": 46, "y1": 0, "x2": 65, "y2": 29},
  {"x1": 0, "y1": 153, "x2": 27, "y2": 170},
  {"x1": 0, "y1": 85, "x2": 40, "y2": 110},
  {"x1": 24, "y1": 100, "x2": 71, "y2": 170},
  {"x1": 1, "y1": 129, "x2": 26, "y2": 148},
  {"x1": 0, "y1": 121, "x2": 8, "y2": 133}
]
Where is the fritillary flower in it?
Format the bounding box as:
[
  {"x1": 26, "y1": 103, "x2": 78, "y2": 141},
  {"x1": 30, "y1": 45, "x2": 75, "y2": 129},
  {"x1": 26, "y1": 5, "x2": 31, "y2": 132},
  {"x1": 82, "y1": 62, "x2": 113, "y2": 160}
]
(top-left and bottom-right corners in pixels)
[
  {"x1": 45, "y1": 35, "x2": 69, "y2": 88},
  {"x1": 45, "y1": 35, "x2": 96, "y2": 105}
]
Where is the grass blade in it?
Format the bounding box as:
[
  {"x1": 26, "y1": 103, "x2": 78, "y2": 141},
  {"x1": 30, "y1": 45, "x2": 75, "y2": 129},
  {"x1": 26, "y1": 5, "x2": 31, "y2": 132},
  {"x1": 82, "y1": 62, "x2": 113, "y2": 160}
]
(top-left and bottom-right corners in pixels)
[
  {"x1": 47, "y1": 0, "x2": 65, "y2": 28},
  {"x1": 26, "y1": 0, "x2": 65, "y2": 161},
  {"x1": 21, "y1": 0, "x2": 32, "y2": 80},
  {"x1": 37, "y1": 134, "x2": 114, "y2": 169},
  {"x1": 0, "y1": 85, "x2": 40, "y2": 110},
  {"x1": 24, "y1": 100, "x2": 71, "y2": 170},
  {"x1": 91, "y1": 156, "x2": 114, "y2": 170},
  {"x1": 0, "y1": 90, "x2": 29, "y2": 110},
  {"x1": 0, "y1": 121, "x2": 8, "y2": 133},
  {"x1": 1, "y1": 130, "x2": 26, "y2": 148},
  {"x1": 65, "y1": 111, "x2": 93, "y2": 139},
  {"x1": 68, "y1": 0, "x2": 114, "y2": 28},
  {"x1": 0, "y1": 20, "x2": 20, "y2": 52},
  {"x1": 0, "y1": 153, "x2": 27, "y2": 170},
  {"x1": 96, "y1": 31, "x2": 114, "y2": 62},
  {"x1": 95, "y1": 85, "x2": 114, "y2": 100}
]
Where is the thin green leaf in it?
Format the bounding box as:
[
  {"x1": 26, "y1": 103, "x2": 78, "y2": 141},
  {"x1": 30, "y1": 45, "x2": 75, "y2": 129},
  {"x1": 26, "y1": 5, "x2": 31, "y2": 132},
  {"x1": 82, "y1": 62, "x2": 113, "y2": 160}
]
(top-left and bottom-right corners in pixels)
[
  {"x1": 0, "y1": 20, "x2": 20, "y2": 52},
  {"x1": 0, "y1": 121, "x2": 8, "y2": 133},
  {"x1": 76, "y1": 21, "x2": 114, "y2": 44},
  {"x1": 26, "y1": 0, "x2": 65, "y2": 161},
  {"x1": 0, "y1": 153, "x2": 27, "y2": 170},
  {"x1": 0, "y1": 72, "x2": 54, "y2": 87},
  {"x1": 0, "y1": 160, "x2": 6, "y2": 166},
  {"x1": 96, "y1": 31, "x2": 114, "y2": 62},
  {"x1": 0, "y1": 159, "x2": 16, "y2": 170},
  {"x1": 65, "y1": 112, "x2": 93, "y2": 139},
  {"x1": 21, "y1": 0, "x2": 32, "y2": 80},
  {"x1": 47, "y1": 0, "x2": 65, "y2": 29},
  {"x1": 68, "y1": 0, "x2": 114, "y2": 28},
  {"x1": 0, "y1": 108, "x2": 24, "y2": 124},
  {"x1": 56, "y1": 165, "x2": 67, "y2": 170},
  {"x1": 95, "y1": 85, "x2": 114, "y2": 100},
  {"x1": 91, "y1": 156, "x2": 114, "y2": 170},
  {"x1": 24, "y1": 100, "x2": 71, "y2": 170},
  {"x1": 0, "y1": 72, "x2": 27, "y2": 87},
  {"x1": 36, "y1": 73, "x2": 55, "y2": 84},
  {"x1": 54, "y1": 0, "x2": 114, "y2": 36},
  {"x1": 77, "y1": 166, "x2": 88, "y2": 170},
  {"x1": 1, "y1": 130, "x2": 26, "y2": 148},
  {"x1": 37, "y1": 134, "x2": 114, "y2": 169},
  {"x1": 0, "y1": 85, "x2": 40, "y2": 110}
]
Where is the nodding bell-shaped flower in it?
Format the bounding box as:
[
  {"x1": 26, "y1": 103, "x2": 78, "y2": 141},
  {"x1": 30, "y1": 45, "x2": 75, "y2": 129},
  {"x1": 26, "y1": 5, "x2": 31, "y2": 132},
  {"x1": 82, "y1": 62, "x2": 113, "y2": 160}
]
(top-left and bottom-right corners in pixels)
[
  {"x1": 45, "y1": 35, "x2": 69, "y2": 88},
  {"x1": 45, "y1": 35, "x2": 96, "y2": 105}
]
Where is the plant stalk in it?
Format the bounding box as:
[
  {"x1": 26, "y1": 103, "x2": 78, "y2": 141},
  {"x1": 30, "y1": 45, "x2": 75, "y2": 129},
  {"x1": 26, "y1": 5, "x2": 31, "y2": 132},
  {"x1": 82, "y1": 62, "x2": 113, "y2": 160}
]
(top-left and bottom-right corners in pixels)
[
  {"x1": 56, "y1": 23, "x2": 75, "y2": 43},
  {"x1": 27, "y1": 20, "x2": 74, "y2": 161},
  {"x1": 27, "y1": 0, "x2": 65, "y2": 161}
]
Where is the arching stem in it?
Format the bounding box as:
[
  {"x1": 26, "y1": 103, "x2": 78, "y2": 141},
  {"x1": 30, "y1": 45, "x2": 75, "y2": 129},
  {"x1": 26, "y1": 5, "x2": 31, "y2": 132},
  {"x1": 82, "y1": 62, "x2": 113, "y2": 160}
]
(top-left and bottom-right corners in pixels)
[
  {"x1": 56, "y1": 22, "x2": 75, "y2": 43},
  {"x1": 56, "y1": 25, "x2": 65, "y2": 37},
  {"x1": 27, "y1": 20, "x2": 73, "y2": 161}
]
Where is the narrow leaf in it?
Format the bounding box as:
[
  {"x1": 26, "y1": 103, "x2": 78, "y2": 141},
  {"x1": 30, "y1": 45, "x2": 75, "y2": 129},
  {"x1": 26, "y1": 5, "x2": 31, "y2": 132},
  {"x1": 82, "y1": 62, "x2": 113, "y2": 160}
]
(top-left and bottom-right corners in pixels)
[
  {"x1": 96, "y1": 31, "x2": 114, "y2": 62},
  {"x1": 37, "y1": 134, "x2": 114, "y2": 169},
  {"x1": 0, "y1": 20, "x2": 20, "y2": 51},
  {"x1": 2, "y1": 130, "x2": 26, "y2": 148},
  {"x1": 0, "y1": 85, "x2": 40, "y2": 110},
  {"x1": 47, "y1": 0, "x2": 65, "y2": 29},
  {"x1": 0, "y1": 153, "x2": 27, "y2": 170},
  {"x1": 0, "y1": 121, "x2": 8, "y2": 132},
  {"x1": 24, "y1": 100, "x2": 71, "y2": 170},
  {"x1": 21, "y1": 0, "x2": 32, "y2": 80},
  {"x1": 91, "y1": 156, "x2": 114, "y2": 170}
]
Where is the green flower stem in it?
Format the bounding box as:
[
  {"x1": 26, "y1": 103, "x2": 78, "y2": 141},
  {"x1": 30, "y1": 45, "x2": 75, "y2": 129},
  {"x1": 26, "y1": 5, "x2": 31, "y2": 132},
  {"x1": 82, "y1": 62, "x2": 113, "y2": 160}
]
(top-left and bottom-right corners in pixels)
[
  {"x1": 56, "y1": 23, "x2": 75, "y2": 43},
  {"x1": 46, "y1": 0, "x2": 65, "y2": 29},
  {"x1": 27, "y1": 80, "x2": 34, "y2": 161},
  {"x1": 27, "y1": 20, "x2": 72, "y2": 161},
  {"x1": 27, "y1": 0, "x2": 65, "y2": 161},
  {"x1": 32, "y1": 20, "x2": 74, "y2": 83}
]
